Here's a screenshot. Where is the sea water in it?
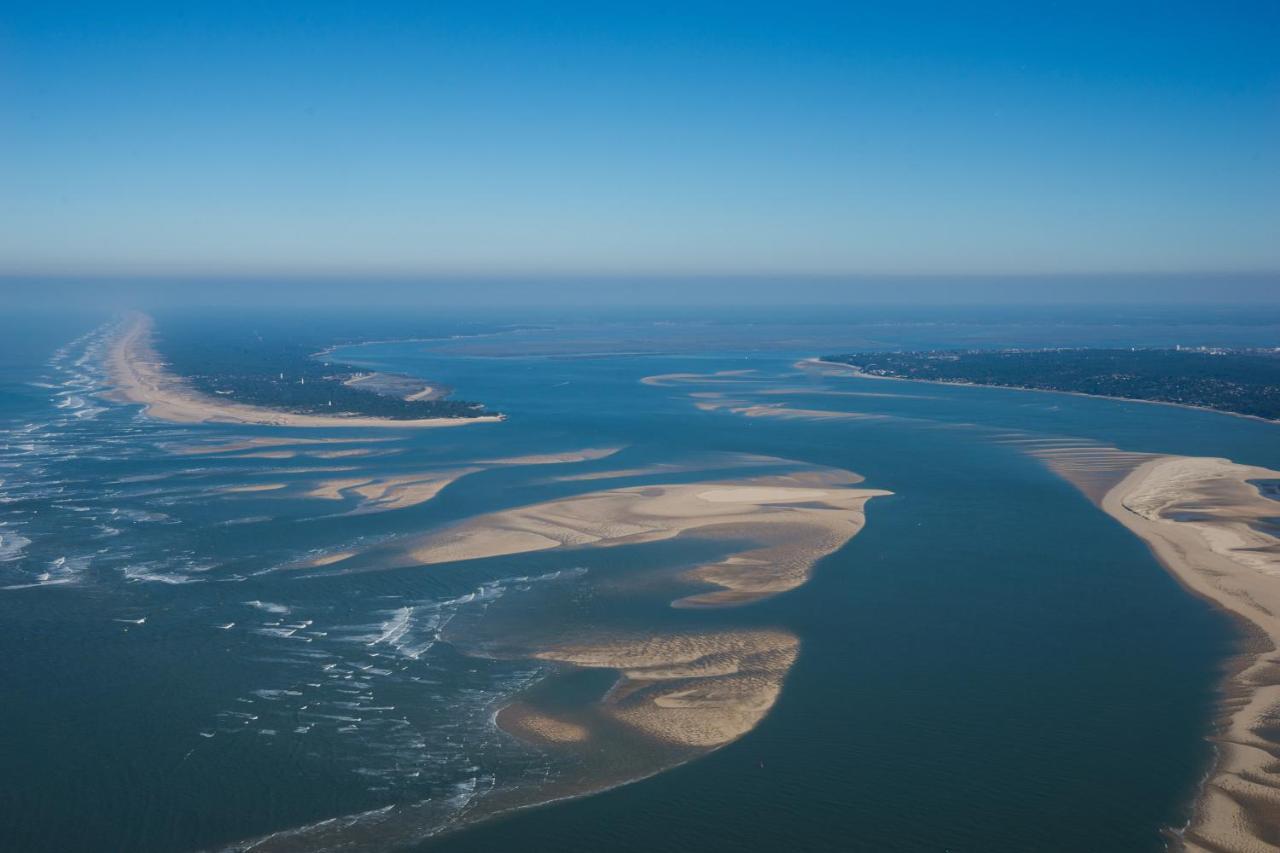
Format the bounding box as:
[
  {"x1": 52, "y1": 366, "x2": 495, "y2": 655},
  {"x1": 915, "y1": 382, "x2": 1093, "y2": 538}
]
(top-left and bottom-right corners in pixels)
[{"x1": 1, "y1": 305, "x2": 1277, "y2": 852}]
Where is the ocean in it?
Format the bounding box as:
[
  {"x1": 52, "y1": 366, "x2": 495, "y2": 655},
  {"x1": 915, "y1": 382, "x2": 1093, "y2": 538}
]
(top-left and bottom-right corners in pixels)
[{"x1": 2, "y1": 305, "x2": 1278, "y2": 852}]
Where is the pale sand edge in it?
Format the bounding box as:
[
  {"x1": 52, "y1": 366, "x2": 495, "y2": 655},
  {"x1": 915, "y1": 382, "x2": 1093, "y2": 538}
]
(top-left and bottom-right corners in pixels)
[
  {"x1": 106, "y1": 312, "x2": 505, "y2": 429},
  {"x1": 1102, "y1": 458, "x2": 1280, "y2": 853}
]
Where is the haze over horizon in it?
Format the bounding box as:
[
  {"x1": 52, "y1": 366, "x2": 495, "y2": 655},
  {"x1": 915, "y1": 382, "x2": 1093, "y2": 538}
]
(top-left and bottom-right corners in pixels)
[{"x1": 3, "y1": 1, "x2": 1278, "y2": 283}]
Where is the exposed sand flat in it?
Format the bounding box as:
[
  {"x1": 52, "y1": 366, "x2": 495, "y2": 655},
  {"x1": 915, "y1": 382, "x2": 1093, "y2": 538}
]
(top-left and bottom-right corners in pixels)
[
  {"x1": 303, "y1": 550, "x2": 358, "y2": 567},
  {"x1": 305, "y1": 469, "x2": 480, "y2": 512},
  {"x1": 170, "y1": 436, "x2": 368, "y2": 455},
  {"x1": 222, "y1": 447, "x2": 389, "y2": 461},
  {"x1": 217, "y1": 483, "x2": 288, "y2": 493},
  {"x1": 409, "y1": 469, "x2": 888, "y2": 607},
  {"x1": 640, "y1": 369, "x2": 758, "y2": 387},
  {"x1": 107, "y1": 313, "x2": 503, "y2": 429},
  {"x1": 478, "y1": 447, "x2": 624, "y2": 466},
  {"x1": 692, "y1": 394, "x2": 888, "y2": 423},
  {"x1": 1091, "y1": 455, "x2": 1280, "y2": 853},
  {"x1": 306, "y1": 478, "x2": 375, "y2": 501},
  {"x1": 222, "y1": 450, "x2": 299, "y2": 459},
  {"x1": 760, "y1": 387, "x2": 938, "y2": 400},
  {"x1": 548, "y1": 453, "x2": 791, "y2": 484},
  {"x1": 497, "y1": 704, "x2": 591, "y2": 744},
  {"x1": 794, "y1": 357, "x2": 863, "y2": 375},
  {"x1": 729, "y1": 404, "x2": 886, "y2": 422},
  {"x1": 403, "y1": 387, "x2": 439, "y2": 402},
  {"x1": 1002, "y1": 435, "x2": 1160, "y2": 504},
  {"x1": 349, "y1": 470, "x2": 480, "y2": 511},
  {"x1": 308, "y1": 448, "x2": 383, "y2": 459},
  {"x1": 530, "y1": 630, "x2": 799, "y2": 747}
]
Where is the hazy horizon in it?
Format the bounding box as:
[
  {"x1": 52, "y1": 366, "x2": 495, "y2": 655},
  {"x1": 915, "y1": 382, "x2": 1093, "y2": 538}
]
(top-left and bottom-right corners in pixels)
[{"x1": 4, "y1": 272, "x2": 1279, "y2": 310}]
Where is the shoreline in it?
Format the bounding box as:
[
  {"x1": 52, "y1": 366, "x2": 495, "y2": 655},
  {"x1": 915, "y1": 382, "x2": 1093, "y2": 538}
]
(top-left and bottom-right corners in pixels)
[
  {"x1": 106, "y1": 312, "x2": 505, "y2": 429},
  {"x1": 803, "y1": 358, "x2": 1280, "y2": 427},
  {"x1": 1100, "y1": 456, "x2": 1280, "y2": 852}
]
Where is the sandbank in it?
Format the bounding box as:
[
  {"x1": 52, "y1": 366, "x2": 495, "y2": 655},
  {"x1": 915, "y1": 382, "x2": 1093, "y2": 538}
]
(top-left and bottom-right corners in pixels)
[
  {"x1": 408, "y1": 468, "x2": 888, "y2": 607},
  {"x1": 304, "y1": 468, "x2": 480, "y2": 512},
  {"x1": 1096, "y1": 456, "x2": 1280, "y2": 853},
  {"x1": 531, "y1": 629, "x2": 799, "y2": 747}
]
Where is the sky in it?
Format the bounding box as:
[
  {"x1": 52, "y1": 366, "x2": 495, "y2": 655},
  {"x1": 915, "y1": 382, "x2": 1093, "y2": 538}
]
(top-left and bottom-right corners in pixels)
[{"x1": 1, "y1": 1, "x2": 1278, "y2": 284}]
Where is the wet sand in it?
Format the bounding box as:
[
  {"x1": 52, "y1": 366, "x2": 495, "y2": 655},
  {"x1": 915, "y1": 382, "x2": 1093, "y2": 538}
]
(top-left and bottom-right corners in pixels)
[
  {"x1": 305, "y1": 469, "x2": 481, "y2": 512},
  {"x1": 107, "y1": 313, "x2": 504, "y2": 429},
  {"x1": 517, "y1": 629, "x2": 801, "y2": 748},
  {"x1": 408, "y1": 469, "x2": 889, "y2": 607},
  {"x1": 1100, "y1": 456, "x2": 1280, "y2": 853},
  {"x1": 387, "y1": 458, "x2": 889, "y2": 785},
  {"x1": 217, "y1": 483, "x2": 288, "y2": 494},
  {"x1": 459, "y1": 465, "x2": 887, "y2": 835},
  {"x1": 478, "y1": 447, "x2": 624, "y2": 466},
  {"x1": 1023, "y1": 438, "x2": 1280, "y2": 852}
]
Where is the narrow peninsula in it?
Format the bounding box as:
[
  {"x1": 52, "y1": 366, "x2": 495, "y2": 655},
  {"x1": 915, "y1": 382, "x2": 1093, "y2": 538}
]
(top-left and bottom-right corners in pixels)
[{"x1": 107, "y1": 312, "x2": 503, "y2": 428}]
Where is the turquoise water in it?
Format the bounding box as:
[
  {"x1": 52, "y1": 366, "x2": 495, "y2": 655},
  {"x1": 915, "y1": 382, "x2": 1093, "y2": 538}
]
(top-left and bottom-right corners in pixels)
[{"x1": 2, "y1": 308, "x2": 1275, "y2": 852}]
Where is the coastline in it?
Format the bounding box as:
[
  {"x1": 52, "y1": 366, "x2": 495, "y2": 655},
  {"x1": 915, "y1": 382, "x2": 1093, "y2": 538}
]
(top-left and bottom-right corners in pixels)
[
  {"x1": 1100, "y1": 456, "x2": 1280, "y2": 852},
  {"x1": 106, "y1": 312, "x2": 504, "y2": 429},
  {"x1": 803, "y1": 358, "x2": 1280, "y2": 427}
]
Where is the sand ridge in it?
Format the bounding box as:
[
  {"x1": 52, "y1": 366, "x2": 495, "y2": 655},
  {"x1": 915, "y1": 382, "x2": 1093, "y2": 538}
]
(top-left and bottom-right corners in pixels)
[
  {"x1": 639, "y1": 369, "x2": 759, "y2": 387},
  {"x1": 477, "y1": 447, "x2": 624, "y2": 466},
  {"x1": 407, "y1": 468, "x2": 888, "y2": 607},
  {"x1": 304, "y1": 468, "x2": 481, "y2": 512}
]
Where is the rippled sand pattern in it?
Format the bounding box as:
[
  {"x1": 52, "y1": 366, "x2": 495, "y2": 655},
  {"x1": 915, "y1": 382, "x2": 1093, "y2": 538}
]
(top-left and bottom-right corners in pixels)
[
  {"x1": 532, "y1": 630, "x2": 800, "y2": 747},
  {"x1": 1015, "y1": 433, "x2": 1280, "y2": 852},
  {"x1": 408, "y1": 469, "x2": 888, "y2": 607}
]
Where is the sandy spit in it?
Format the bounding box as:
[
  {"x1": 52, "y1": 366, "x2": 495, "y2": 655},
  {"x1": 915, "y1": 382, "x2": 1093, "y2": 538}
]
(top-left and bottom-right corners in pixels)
[
  {"x1": 106, "y1": 312, "x2": 504, "y2": 429},
  {"x1": 1102, "y1": 456, "x2": 1280, "y2": 852}
]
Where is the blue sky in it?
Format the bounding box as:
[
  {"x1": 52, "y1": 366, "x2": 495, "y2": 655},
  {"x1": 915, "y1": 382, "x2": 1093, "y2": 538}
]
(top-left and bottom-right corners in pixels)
[{"x1": 1, "y1": 1, "x2": 1277, "y2": 278}]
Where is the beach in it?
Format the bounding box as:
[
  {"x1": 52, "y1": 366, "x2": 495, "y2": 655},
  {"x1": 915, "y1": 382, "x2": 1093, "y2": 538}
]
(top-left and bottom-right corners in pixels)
[
  {"x1": 106, "y1": 312, "x2": 504, "y2": 428},
  {"x1": 1101, "y1": 456, "x2": 1280, "y2": 852}
]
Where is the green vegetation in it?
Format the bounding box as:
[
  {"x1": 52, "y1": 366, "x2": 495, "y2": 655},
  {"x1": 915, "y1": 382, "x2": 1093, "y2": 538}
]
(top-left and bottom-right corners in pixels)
[
  {"x1": 153, "y1": 312, "x2": 498, "y2": 420},
  {"x1": 820, "y1": 348, "x2": 1280, "y2": 420}
]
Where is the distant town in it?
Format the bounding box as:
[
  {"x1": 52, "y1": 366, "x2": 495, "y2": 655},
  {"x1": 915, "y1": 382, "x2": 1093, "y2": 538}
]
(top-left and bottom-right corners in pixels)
[{"x1": 820, "y1": 347, "x2": 1280, "y2": 421}]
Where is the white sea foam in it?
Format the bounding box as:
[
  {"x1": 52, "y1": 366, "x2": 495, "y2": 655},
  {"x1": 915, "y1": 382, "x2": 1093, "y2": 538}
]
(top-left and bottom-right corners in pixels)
[
  {"x1": 122, "y1": 563, "x2": 201, "y2": 584},
  {"x1": 0, "y1": 530, "x2": 32, "y2": 562},
  {"x1": 244, "y1": 600, "x2": 292, "y2": 615}
]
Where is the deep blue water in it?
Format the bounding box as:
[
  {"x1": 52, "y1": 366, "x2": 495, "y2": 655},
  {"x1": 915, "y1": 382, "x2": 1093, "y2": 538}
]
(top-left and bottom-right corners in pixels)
[{"x1": 1, "y1": 307, "x2": 1274, "y2": 852}]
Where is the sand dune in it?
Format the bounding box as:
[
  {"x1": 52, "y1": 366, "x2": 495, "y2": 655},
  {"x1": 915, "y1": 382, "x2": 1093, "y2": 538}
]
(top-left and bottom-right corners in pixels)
[{"x1": 107, "y1": 313, "x2": 504, "y2": 429}]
